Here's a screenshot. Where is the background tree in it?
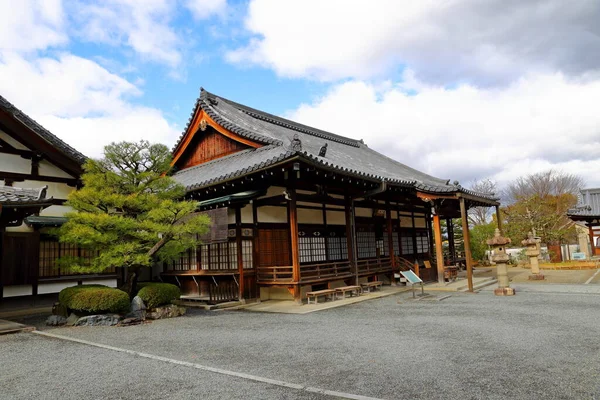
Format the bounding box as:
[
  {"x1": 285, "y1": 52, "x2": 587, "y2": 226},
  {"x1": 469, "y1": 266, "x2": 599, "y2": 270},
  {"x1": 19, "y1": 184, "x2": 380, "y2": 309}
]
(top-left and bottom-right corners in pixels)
[
  {"x1": 502, "y1": 170, "x2": 583, "y2": 250},
  {"x1": 468, "y1": 179, "x2": 497, "y2": 226},
  {"x1": 57, "y1": 141, "x2": 210, "y2": 296},
  {"x1": 469, "y1": 221, "x2": 497, "y2": 262}
]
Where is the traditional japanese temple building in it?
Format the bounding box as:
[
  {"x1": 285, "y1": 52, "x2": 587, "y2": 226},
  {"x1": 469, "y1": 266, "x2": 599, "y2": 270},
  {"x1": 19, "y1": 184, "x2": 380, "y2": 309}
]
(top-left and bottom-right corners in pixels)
[
  {"x1": 0, "y1": 95, "x2": 115, "y2": 301},
  {"x1": 568, "y1": 188, "x2": 600, "y2": 257},
  {"x1": 165, "y1": 88, "x2": 499, "y2": 303}
]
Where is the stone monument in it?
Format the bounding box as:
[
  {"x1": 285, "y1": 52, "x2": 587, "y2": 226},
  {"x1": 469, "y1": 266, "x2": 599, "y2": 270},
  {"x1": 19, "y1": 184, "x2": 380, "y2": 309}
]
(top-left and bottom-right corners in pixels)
[
  {"x1": 487, "y1": 229, "x2": 515, "y2": 296},
  {"x1": 522, "y1": 231, "x2": 544, "y2": 280}
]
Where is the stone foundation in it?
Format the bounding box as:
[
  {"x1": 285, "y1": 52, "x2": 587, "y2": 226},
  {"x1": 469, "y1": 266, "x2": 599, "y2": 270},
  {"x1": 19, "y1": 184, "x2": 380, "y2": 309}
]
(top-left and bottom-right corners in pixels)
[
  {"x1": 494, "y1": 287, "x2": 516, "y2": 296},
  {"x1": 146, "y1": 304, "x2": 186, "y2": 320},
  {"x1": 528, "y1": 274, "x2": 545, "y2": 280}
]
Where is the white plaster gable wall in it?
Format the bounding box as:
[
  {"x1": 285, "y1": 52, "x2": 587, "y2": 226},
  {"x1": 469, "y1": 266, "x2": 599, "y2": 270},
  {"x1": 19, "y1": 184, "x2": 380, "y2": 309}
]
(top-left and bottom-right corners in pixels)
[
  {"x1": 0, "y1": 129, "x2": 29, "y2": 149},
  {"x1": 39, "y1": 159, "x2": 75, "y2": 179},
  {"x1": 0, "y1": 153, "x2": 31, "y2": 173}
]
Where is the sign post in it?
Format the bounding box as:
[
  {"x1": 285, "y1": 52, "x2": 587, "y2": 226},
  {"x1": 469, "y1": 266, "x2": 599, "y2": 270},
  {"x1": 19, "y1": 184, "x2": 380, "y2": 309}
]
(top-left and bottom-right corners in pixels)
[{"x1": 399, "y1": 270, "x2": 425, "y2": 298}]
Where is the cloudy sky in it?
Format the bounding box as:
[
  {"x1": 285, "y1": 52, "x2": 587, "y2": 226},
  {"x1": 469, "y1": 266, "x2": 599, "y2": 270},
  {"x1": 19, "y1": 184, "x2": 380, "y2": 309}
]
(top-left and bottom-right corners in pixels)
[{"x1": 1, "y1": 0, "x2": 600, "y2": 188}]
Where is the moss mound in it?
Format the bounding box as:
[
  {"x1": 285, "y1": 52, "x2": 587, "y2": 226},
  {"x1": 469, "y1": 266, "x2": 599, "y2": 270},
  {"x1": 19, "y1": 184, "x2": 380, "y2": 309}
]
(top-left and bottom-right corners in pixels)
[
  {"x1": 137, "y1": 282, "x2": 180, "y2": 309},
  {"x1": 59, "y1": 284, "x2": 130, "y2": 314}
]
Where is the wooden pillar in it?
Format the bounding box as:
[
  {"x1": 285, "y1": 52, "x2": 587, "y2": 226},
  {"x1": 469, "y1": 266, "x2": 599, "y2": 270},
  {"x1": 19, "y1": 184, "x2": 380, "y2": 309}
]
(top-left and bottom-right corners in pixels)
[
  {"x1": 495, "y1": 205, "x2": 502, "y2": 232},
  {"x1": 235, "y1": 207, "x2": 244, "y2": 300},
  {"x1": 386, "y1": 200, "x2": 395, "y2": 268},
  {"x1": 322, "y1": 202, "x2": 329, "y2": 261},
  {"x1": 432, "y1": 212, "x2": 445, "y2": 285},
  {"x1": 0, "y1": 227, "x2": 4, "y2": 300},
  {"x1": 446, "y1": 218, "x2": 455, "y2": 264},
  {"x1": 589, "y1": 224, "x2": 596, "y2": 256},
  {"x1": 252, "y1": 201, "x2": 260, "y2": 297},
  {"x1": 460, "y1": 197, "x2": 474, "y2": 292},
  {"x1": 396, "y1": 206, "x2": 403, "y2": 256},
  {"x1": 344, "y1": 195, "x2": 356, "y2": 284},
  {"x1": 288, "y1": 188, "x2": 301, "y2": 301}
]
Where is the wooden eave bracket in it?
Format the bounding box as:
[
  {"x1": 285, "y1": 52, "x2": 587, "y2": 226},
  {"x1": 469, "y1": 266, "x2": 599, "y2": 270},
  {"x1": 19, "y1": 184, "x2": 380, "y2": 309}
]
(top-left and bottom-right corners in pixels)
[{"x1": 171, "y1": 109, "x2": 263, "y2": 167}]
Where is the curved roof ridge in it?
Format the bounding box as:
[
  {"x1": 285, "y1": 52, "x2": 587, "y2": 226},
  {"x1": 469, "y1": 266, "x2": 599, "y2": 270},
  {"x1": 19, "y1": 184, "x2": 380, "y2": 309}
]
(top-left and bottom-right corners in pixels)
[{"x1": 202, "y1": 89, "x2": 361, "y2": 148}]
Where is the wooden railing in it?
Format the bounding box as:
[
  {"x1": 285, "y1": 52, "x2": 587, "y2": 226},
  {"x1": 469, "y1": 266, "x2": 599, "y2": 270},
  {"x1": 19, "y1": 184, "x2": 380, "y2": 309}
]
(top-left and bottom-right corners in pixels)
[
  {"x1": 256, "y1": 265, "x2": 294, "y2": 283},
  {"x1": 300, "y1": 261, "x2": 353, "y2": 283},
  {"x1": 257, "y1": 258, "x2": 396, "y2": 284},
  {"x1": 356, "y1": 257, "x2": 393, "y2": 276}
]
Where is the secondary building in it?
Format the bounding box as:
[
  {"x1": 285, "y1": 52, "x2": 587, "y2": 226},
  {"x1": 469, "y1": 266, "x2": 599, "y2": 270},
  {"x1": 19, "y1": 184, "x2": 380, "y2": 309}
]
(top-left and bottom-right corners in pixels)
[
  {"x1": 164, "y1": 88, "x2": 499, "y2": 303},
  {"x1": 568, "y1": 188, "x2": 600, "y2": 257},
  {"x1": 0, "y1": 95, "x2": 115, "y2": 301}
]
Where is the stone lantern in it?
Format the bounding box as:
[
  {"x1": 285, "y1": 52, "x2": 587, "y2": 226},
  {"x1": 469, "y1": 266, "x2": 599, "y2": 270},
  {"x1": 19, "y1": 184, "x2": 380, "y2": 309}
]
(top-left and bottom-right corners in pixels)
[
  {"x1": 522, "y1": 232, "x2": 544, "y2": 280},
  {"x1": 487, "y1": 228, "x2": 515, "y2": 296}
]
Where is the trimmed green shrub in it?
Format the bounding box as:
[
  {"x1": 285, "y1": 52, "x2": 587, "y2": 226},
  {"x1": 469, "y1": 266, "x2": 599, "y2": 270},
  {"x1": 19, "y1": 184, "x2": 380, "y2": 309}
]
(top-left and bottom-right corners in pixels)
[
  {"x1": 59, "y1": 285, "x2": 130, "y2": 314},
  {"x1": 136, "y1": 282, "x2": 180, "y2": 309}
]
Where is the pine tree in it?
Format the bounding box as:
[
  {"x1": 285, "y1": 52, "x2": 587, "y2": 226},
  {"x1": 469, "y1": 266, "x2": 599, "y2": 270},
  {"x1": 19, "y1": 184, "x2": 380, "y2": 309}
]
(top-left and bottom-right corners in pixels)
[{"x1": 57, "y1": 141, "x2": 210, "y2": 296}]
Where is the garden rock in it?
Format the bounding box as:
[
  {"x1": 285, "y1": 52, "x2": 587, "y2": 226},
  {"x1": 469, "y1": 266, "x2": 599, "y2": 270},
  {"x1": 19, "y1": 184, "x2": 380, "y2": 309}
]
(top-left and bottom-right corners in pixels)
[
  {"x1": 146, "y1": 304, "x2": 186, "y2": 320},
  {"x1": 126, "y1": 296, "x2": 146, "y2": 320},
  {"x1": 46, "y1": 315, "x2": 67, "y2": 326},
  {"x1": 52, "y1": 303, "x2": 68, "y2": 318},
  {"x1": 66, "y1": 313, "x2": 79, "y2": 326},
  {"x1": 75, "y1": 314, "x2": 121, "y2": 327}
]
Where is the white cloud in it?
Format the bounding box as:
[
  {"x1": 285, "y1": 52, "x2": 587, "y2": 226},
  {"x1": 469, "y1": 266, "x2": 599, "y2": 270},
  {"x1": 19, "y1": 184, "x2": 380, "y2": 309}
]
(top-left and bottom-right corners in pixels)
[
  {"x1": 228, "y1": 0, "x2": 600, "y2": 84},
  {"x1": 0, "y1": 52, "x2": 179, "y2": 158},
  {"x1": 0, "y1": 0, "x2": 67, "y2": 52},
  {"x1": 72, "y1": 0, "x2": 182, "y2": 67},
  {"x1": 287, "y1": 72, "x2": 600, "y2": 188},
  {"x1": 39, "y1": 110, "x2": 178, "y2": 158},
  {"x1": 186, "y1": 0, "x2": 227, "y2": 20}
]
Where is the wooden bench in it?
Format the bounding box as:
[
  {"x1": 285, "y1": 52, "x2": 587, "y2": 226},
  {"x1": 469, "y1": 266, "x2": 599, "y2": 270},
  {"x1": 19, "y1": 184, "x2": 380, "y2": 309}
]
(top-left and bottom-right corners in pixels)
[
  {"x1": 335, "y1": 285, "x2": 362, "y2": 299},
  {"x1": 306, "y1": 289, "x2": 336, "y2": 304},
  {"x1": 360, "y1": 281, "x2": 383, "y2": 293}
]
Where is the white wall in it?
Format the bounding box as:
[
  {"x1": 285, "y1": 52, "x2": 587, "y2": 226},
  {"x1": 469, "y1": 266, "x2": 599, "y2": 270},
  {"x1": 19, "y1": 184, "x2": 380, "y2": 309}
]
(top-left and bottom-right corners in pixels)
[{"x1": 0, "y1": 130, "x2": 28, "y2": 149}]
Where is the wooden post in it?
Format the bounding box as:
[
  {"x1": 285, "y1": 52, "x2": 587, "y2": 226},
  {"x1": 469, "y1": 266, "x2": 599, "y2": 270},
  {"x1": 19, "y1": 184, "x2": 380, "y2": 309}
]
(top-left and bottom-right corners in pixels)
[
  {"x1": 322, "y1": 201, "x2": 329, "y2": 261},
  {"x1": 495, "y1": 205, "x2": 502, "y2": 232},
  {"x1": 589, "y1": 224, "x2": 596, "y2": 256},
  {"x1": 252, "y1": 201, "x2": 260, "y2": 297},
  {"x1": 0, "y1": 227, "x2": 4, "y2": 300},
  {"x1": 446, "y1": 218, "x2": 455, "y2": 265},
  {"x1": 288, "y1": 187, "x2": 301, "y2": 302},
  {"x1": 386, "y1": 200, "x2": 395, "y2": 269},
  {"x1": 432, "y1": 212, "x2": 445, "y2": 285},
  {"x1": 460, "y1": 197, "x2": 474, "y2": 292},
  {"x1": 235, "y1": 207, "x2": 244, "y2": 300},
  {"x1": 344, "y1": 195, "x2": 356, "y2": 284}
]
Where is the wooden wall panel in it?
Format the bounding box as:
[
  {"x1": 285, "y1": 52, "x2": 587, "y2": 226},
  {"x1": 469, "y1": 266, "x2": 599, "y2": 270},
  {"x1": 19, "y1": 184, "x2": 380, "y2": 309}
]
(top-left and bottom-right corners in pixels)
[
  {"x1": 258, "y1": 228, "x2": 291, "y2": 267},
  {"x1": 2, "y1": 232, "x2": 39, "y2": 286},
  {"x1": 178, "y1": 130, "x2": 249, "y2": 169}
]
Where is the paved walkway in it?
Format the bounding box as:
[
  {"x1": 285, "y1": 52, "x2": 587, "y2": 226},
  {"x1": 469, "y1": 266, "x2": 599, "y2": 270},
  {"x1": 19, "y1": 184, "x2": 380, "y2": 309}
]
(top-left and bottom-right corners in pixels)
[
  {"x1": 240, "y1": 286, "x2": 411, "y2": 314},
  {"x1": 0, "y1": 319, "x2": 34, "y2": 335}
]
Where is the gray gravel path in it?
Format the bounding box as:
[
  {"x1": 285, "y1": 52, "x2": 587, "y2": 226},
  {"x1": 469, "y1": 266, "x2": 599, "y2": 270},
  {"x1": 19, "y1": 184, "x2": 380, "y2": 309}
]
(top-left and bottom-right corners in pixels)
[
  {"x1": 0, "y1": 333, "x2": 327, "y2": 400},
  {"x1": 3, "y1": 291, "x2": 600, "y2": 399}
]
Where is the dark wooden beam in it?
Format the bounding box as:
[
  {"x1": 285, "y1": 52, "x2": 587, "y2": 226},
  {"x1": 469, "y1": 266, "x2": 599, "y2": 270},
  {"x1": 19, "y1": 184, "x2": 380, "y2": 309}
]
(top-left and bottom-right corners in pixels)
[{"x1": 0, "y1": 171, "x2": 78, "y2": 186}]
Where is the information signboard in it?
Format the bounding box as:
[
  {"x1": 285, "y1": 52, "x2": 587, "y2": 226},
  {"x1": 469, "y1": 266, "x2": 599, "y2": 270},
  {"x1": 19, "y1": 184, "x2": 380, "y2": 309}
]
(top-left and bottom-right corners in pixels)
[{"x1": 399, "y1": 270, "x2": 423, "y2": 284}]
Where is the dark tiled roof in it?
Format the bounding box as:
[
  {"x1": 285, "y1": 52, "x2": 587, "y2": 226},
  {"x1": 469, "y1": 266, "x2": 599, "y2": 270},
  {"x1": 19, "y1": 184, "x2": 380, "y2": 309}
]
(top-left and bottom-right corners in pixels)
[
  {"x1": 172, "y1": 88, "x2": 498, "y2": 202},
  {"x1": 0, "y1": 95, "x2": 87, "y2": 165},
  {"x1": 25, "y1": 215, "x2": 68, "y2": 227},
  {"x1": 0, "y1": 185, "x2": 51, "y2": 205},
  {"x1": 568, "y1": 188, "x2": 600, "y2": 218}
]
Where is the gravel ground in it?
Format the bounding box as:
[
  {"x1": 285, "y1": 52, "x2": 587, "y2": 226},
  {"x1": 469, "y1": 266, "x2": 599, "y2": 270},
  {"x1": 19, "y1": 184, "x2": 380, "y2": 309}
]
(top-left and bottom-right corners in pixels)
[{"x1": 3, "y1": 291, "x2": 600, "y2": 400}]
